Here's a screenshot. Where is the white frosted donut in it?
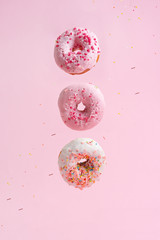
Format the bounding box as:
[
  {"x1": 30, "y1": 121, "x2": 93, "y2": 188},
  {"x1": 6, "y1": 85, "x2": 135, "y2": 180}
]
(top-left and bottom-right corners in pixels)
[
  {"x1": 58, "y1": 138, "x2": 106, "y2": 189},
  {"x1": 58, "y1": 83, "x2": 105, "y2": 130},
  {"x1": 54, "y1": 27, "x2": 100, "y2": 75}
]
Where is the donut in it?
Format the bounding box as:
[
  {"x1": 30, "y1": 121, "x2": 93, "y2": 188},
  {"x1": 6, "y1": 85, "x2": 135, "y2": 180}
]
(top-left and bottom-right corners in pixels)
[
  {"x1": 58, "y1": 83, "x2": 105, "y2": 131},
  {"x1": 54, "y1": 27, "x2": 100, "y2": 75},
  {"x1": 58, "y1": 138, "x2": 106, "y2": 189}
]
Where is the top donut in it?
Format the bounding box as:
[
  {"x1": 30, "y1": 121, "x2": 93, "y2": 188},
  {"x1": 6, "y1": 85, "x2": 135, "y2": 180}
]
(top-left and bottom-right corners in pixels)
[{"x1": 54, "y1": 27, "x2": 100, "y2": 75}]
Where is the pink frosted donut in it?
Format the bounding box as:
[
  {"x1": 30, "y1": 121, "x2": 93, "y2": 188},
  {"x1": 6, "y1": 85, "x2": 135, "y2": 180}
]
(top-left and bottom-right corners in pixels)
[
  {"x1": 58, "y1": 83, "x2": 105, "y2": 130},
  {"x1": 54, "y1": 27, "x2": 100, "y2": 75}
]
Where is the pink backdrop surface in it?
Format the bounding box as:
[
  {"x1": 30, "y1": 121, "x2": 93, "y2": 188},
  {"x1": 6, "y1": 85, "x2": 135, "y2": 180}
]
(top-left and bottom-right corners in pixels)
[{"x1": 0, "y1": 0, "x2": 160, "y2": 239}]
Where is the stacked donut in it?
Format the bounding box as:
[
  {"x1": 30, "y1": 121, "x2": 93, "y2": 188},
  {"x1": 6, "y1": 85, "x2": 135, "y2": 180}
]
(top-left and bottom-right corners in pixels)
[{"x1": 54, "y1": 27, "x2": 106, "y2": 190}]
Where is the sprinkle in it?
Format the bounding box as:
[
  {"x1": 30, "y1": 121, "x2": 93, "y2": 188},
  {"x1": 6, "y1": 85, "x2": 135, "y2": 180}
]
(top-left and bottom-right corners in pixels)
[
  {"x1": 18, "y1": 208, "x2": 23, "y2": 211},
  {"x1": 35, "y1": 165, "x2": 37, "y2": 168},
  {"x1": 135, "y1": 92, "x2": 140, "y2": 95},
  {"x1": 33, "y1": 194, "x2": 35, "y2": 198},
  {"x1": 103, "y1": 136, "x2": 106, "y2": 140},
  {"x1": 51, "y1": 133, "x2": 56, "y2": 136},
  {"x1": 29, "y1": 153, "x2": 32, "y2": 156},
  {"x1": 7, "y1": 182, "x2": 10, "y2": 185},
  {"x1": 19, "y1": 154, "x2": 21, "y2": 157},
  {"x1": 41, "y1": 144, "x2": 44, "y2": 147},
  {"x1": 117, "y1": 16, "x2": 119, "y2": 18},
  {"x1": 121, "y1": 12, "x2": 123, "y2": 15},
  {"x1": 113, "y1": 61, "x2": 116, "y2": 63},
  {"x1": 138, "y1": 17, "x2": 141, "y2": 20},
  {"x1": 113, "y1": 6, "x2": 115, "y2": 8},
  {"x1": 131, "y1": 46, "x2": 133, "y2": 48},
  {"x1": 49, "y1": 173, "x2": 53, "y2": 176},
  {"x1": 131, "y1": 67, "x2": 136, "y2": 69},
  {"x1": 42, "y1": 122, "x2": 46, "y2": 125},
  {"x1": 118, "y1": 113, "x2": 121, "y2": 115},
  {"x1": 117, "y1": 92, "x2": 120, "y2": 95},
  {"x1": 7, "y1": 198, "x2": 11, "y2": 201}
]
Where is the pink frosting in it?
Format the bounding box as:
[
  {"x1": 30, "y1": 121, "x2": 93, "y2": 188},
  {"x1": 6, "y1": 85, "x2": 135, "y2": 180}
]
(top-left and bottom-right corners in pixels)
[
  {"x1": 58, "y1": 83, "x2": 105, "y2": 130},
  {"x1": 54, "y1": 27, "x2": 100, "y2": 74}
]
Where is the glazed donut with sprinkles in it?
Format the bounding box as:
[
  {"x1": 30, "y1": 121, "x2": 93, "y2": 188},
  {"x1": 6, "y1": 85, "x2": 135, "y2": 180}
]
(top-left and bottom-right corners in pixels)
[
  {"x1": 58, "y1": 138, "x2": 106, "y2": 189},
  {"x1": 54, "y1": 27, "x2": 100, "y2": 75},
  {"x1": 58, "y1": 83, "x2": 105, "y2": 131}
]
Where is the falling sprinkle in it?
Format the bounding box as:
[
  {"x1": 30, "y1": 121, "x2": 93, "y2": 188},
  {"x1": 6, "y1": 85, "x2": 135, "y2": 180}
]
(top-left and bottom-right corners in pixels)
[
  {"x1": 103, "y1": 136, "x2": 106, "y2": 140},
  {"x1": 131, "y1": 46, "x2": 133, "y2": 49},
  {"x1": 138, "y1": 17, "x2": 141, "y2": 20},
  {"x1": 42, "y1": 122, "x2": 46, "y2": 125},
  {"x1": 118, "y1": 113, "x2": 121, "y2": 115},
  {"x1": 92, "y1": 0, "x2": 95, "y2": 3},
  {"x1": 18, "y1": 208, "x2": 23, "y2": 211},
  {"x1": 113, "y1": 61, "x2": 116, "y2": 63},
  {"x1": 128, "y1": 18, "x2": 131, "y2": 21},
  {"x1": 135, "y1": 92, "x2": 140, "y2": 95},
  {"x1": 117, "y1": 16, "x2": 119, "y2": 18},
  {"x1": 135, "y1": 6, "x2": 138, "y2": 8},
  {"x1": 39, "y1": 104, "x2": 42, "y2": 106},
  {"x1": 117, "y1": 92, "x2": 120, "y2": 95},
  {"x1": 51, "y1": 133, "x2": 56, "y2": 136},
  {"x1": 42, "y1": 144, "x2": 44, "y2": 147},
  {"x1": 131, "y1": 67, "x2": 136, "y2": 69},
  {"x1": 35, "y1": 165, "x2": 37, "y2": 168},
  {"x1": 108, "y1": 33, "x2": 111, "y2": 36},
  {"x1": 21, "y1": 184, "x2": 25, "y2": 187},
  {"x1": 7, "y1": 198, "x2": 11, "y2": 201},
  {"x1": 19, "y1": 154, "x2": 21, "y2": 157},
  {"x1": 33, "y1": 194, "x2": 35, "y2": 198},
  {"x1": 121, "y1": 12, "x2": 123, "y2": 15},
  {"x1": 49, "y1": 173, "x2": 53, "y2": 176},
  {"x1": 113, "y1": 6, "x2": 115, "y2": 8},
  {"x1": 7, "y1": 182, "x2": 10, "y2": 185},
  {"x1": 29, "y1": 153, "x2": 32, "y2": 156}
]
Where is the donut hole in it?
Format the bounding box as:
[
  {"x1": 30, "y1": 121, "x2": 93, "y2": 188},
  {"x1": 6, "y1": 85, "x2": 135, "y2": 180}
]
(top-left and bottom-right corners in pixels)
[
  {"x1": 72, "y1": 44, "x2": 83, "y2": 53},
  {"x1": 78, "y1": 158, "x2": 88, "y2": 165},
  {"x1": 77, "y1": 102, "x2": 86, "y2": 111}
]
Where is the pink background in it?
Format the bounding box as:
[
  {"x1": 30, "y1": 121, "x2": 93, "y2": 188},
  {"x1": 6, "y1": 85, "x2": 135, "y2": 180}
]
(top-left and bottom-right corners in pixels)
[{"x1": 0, "y1": 0, "x2": 160, "y2": 239}]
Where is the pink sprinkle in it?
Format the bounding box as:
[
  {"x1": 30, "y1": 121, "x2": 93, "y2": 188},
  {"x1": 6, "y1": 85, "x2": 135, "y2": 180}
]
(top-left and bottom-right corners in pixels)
[
  {"x1": 97, "y1": 51, "x2": 100, "y2": 53},
  {"x1": 79, "y1": 36, "x2": 82, "y2": 38},
  {"x1": 84, "y1": 58, "x2": 86, "y2": 61},
  {"x1": 69, "y1": 38, "x2": 72, "y2": 40},
  {"x1": 68, "y1": 118, "x2": 71, "y2": 120},
  {"x1": 60, "y1": 65, "x2": 63, "y2": 68},
  {"x1": 77, "y1": 52, "x2": 81, "y2": 54},
  {"x1": 67, "y1": 66, "x2": 70, "y2": 69},
  {"x1": 56, "y1": 45, "x2": 59, "y2": 47},
  {"x1": 67, "y1": 41, "x2": 69, "y2": 44},
  {"x1": 87, "y1": 49, "x2": 90, "y2": 52},
  {"x1": 91, "y1": 46, "x2": 94, "y2": 50},
  {"x1": 84, "y1": 53, "x2": 87, "y2": 55},
  {"x1": 70, "y1": 32, "x2": 72, "y2": 35}
]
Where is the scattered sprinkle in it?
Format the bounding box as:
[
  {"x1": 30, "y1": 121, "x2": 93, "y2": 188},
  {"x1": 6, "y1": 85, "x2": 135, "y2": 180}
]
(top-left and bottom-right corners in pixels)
[
  {"x1": 33, "y1": 194, "x2": 35, "y2": 198},
  {"x1": 49, "y1": 173, "x2": 53, "y2": 176},
  {"x1": 42, "y1": 122, "x2": 46, "y2": 125},
  {"x1": 21, "y1": 185, "x2": 25, "y2": 187},
  {"x1": 108, "y1": 33, "x2": 111, "y2": 36},
  {"x1": 118, "y1": 113, "x2": 121, "y2": 115},
  {"x1": 41, "y1": 144, "x2": 44, "y2": 147},
  {"x1": 29, "y1": 153, "x2": 32, "y2": 156},
  {"x1": 128, "y1": 18, "x2": 131, "y2": 21},
  {"x1": 138, "y1": 17, "x2": 141, "y2": 20},
  {"x1": 131, "y1": 67, "x2": 136, "y2": 69},
  {"x1": 7, "y1": 198, "x2": 11, "y2": 201},
  {"x1": 131, "y1": 46, "x2": 133, "y2": 48},
  {"x1": 7, "y1": 182, "x2": 10, "y2": 185},
  {"x1": 51, "y1": 133, "x2": 56, "y2": 136},
  {"x1": 113, "y1": 61, "x2": 116, "y2": 63},
  {"x1": 39, "y1": 104, "x2": 42, "y2": 106},
  {"x1": 18, "y1": 208, "x2": 23, "y2": 211},
  {"x1": 35, "y1": 165, "x2": 37, "y2": 168},
  {"x1": 117, "y1": 16, "x2": 119, "y2": 18},
  {"x1": 103, "y1": 136, "x2": 106, "y2": 140},
  {"x1": 19, "y1": 154, "x2": 21, "y2": 157},
  {"x1": 113, "y1": 6, "x2": 115, "y2": 8},
  {"x1": 117, "y1": 92, "x2": 120, "y2": 95},
  {"x1": 121, "y1": 12, "x2": 123, "y2": 15},
  {"x1": 135, "y1": 92, "x2": 140, "y2": 95}
]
